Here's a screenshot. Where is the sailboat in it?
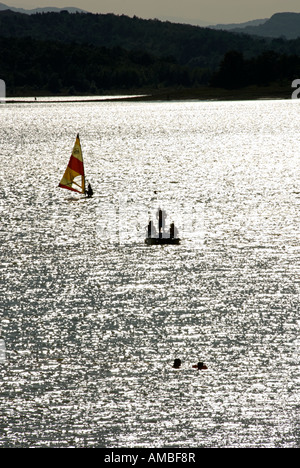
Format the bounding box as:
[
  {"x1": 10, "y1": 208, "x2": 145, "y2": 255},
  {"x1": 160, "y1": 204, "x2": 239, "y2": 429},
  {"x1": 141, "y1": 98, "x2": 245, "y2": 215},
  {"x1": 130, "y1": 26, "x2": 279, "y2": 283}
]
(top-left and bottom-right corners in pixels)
[{"x1": 58, "y1": 133, "x2": 93, "y2": 197}]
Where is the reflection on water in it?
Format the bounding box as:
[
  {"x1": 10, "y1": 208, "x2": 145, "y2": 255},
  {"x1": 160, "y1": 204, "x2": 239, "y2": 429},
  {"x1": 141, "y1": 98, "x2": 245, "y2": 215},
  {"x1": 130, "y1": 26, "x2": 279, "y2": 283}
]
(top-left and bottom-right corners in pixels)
[{"x1": 0, "y1": 99, "x2": 299, "y2": 447}]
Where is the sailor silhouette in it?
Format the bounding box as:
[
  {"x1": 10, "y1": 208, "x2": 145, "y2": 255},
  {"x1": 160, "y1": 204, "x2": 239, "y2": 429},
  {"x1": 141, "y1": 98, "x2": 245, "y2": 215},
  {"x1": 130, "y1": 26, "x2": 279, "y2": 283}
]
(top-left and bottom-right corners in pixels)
[
  {"x1": 156, "y1": 208, "x2": 168, "y2": 238},
  {"x1": 86, "y1": 182, "x2": 93, "y2": 198}
]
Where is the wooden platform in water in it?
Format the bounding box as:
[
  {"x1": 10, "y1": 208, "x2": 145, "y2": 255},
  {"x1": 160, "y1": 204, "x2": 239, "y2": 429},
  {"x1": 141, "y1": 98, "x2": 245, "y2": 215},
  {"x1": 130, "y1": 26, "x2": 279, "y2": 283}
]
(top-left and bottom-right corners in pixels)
[{"x1": 145, "y1": 238, "x2": 180, "y2": 246}]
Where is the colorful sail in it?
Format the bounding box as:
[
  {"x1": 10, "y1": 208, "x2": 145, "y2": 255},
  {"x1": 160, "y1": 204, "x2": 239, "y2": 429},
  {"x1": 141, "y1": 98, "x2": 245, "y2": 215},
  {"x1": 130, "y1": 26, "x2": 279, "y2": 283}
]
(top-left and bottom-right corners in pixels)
[{"x1": 58, "y1": 134, "x2": 85, "y2": 194}]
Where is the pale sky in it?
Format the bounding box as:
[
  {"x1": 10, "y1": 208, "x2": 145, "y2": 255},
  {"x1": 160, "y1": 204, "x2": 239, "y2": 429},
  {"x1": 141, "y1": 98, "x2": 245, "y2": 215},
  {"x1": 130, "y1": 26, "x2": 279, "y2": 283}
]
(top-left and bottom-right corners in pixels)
[{"x1": 6, "y1": 0, "x2": 300, "y2": 24}]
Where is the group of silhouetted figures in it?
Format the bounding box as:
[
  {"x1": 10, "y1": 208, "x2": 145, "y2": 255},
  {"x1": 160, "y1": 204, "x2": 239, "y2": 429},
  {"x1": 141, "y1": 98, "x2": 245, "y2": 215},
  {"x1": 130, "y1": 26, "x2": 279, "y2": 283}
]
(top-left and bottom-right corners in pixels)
[{"x1": 172, "y1": 358, "x2": 207, "y2": 370}]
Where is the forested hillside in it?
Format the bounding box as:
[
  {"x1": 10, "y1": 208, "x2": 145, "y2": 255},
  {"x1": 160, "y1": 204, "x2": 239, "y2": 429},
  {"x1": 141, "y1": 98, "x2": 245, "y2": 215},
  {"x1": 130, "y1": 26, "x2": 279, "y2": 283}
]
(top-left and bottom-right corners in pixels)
[
  {"x1": 0, "y1": 10, "x2": 269, "y2": 68},
  {"x1": 1, "y1": 10, "x2": 300, "y2": 96},
  {"x1": 0, "y1": 36, "x2": 207, "y2": 95}
]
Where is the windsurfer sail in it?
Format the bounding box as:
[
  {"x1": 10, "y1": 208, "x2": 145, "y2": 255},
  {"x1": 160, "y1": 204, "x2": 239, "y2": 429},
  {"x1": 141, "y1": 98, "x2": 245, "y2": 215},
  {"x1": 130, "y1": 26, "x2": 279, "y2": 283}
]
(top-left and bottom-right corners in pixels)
[{"x1": 58, "y1": 133, "x2": 87, "y2": 195}]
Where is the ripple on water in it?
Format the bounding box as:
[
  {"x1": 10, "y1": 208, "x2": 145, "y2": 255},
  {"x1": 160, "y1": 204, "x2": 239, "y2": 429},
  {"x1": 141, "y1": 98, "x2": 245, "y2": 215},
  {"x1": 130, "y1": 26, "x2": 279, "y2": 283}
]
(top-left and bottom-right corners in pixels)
[{"x1": 0, "y1": 99, "x2": 299, "y2": 447}]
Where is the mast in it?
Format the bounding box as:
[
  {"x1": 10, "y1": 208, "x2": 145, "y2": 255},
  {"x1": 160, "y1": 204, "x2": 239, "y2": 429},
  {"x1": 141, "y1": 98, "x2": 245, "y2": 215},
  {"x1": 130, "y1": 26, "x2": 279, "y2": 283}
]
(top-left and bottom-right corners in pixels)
[{"x1": 78, "y1": 133, "x2": 86, "y2": 194}]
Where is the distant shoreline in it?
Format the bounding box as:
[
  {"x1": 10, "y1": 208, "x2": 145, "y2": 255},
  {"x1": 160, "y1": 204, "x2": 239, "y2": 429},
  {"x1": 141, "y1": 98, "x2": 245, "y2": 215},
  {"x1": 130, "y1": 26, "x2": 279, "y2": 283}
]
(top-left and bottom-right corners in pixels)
[{"x1": 4, "y1": 84, "x2": 294, "y2": 103}]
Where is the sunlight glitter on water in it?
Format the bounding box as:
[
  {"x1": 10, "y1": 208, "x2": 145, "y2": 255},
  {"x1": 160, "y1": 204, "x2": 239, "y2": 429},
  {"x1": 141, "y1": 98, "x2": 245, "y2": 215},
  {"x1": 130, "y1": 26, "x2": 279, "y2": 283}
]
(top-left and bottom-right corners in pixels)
[{"x1": 0, "y1": 98, "x2": 299, "y2": 447}]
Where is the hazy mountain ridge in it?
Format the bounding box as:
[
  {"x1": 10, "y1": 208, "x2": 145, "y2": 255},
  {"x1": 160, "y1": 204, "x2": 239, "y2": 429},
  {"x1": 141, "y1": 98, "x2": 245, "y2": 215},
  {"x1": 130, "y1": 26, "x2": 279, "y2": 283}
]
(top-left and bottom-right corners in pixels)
[
  {"x1": 0, "y1": 2, "x2": 86, "y2": 14},
  {"x1": 211, "y1": 18, "x2": 268, "y2": 31},
  {"x1": 1, "y1": 4, "x2": 299, "y2": 39},
  {"x1": 231, "y1": 12, "x2": 300, "y2": 39}
]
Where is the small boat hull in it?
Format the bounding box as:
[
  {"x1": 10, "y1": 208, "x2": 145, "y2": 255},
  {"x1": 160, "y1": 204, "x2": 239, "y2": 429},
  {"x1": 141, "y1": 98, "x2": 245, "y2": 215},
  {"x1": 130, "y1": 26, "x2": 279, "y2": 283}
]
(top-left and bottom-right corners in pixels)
[{"x1": 145, "y1": 238, "x2": 180, "y2": 245}]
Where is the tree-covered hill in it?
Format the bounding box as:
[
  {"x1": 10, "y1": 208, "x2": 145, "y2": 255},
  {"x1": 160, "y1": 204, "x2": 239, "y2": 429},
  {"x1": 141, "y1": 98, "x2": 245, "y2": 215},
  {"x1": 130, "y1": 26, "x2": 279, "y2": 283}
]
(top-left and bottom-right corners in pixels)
[
  {"x1": 1, "y1": 9, "x2": 300, "y2": 69},
  {"x1": 0, "y1": 36, "x2": 208, "y2": 95},
  {"x1": 1, "y1": 10, "x2": 300, "y2": 96}
]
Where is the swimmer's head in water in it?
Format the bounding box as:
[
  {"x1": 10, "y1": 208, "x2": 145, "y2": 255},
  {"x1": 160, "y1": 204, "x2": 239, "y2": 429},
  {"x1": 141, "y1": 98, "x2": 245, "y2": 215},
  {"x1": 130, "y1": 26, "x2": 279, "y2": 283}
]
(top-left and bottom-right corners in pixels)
[{"x1": 173, "y1": 358, "x2": 181, "y2": 368}]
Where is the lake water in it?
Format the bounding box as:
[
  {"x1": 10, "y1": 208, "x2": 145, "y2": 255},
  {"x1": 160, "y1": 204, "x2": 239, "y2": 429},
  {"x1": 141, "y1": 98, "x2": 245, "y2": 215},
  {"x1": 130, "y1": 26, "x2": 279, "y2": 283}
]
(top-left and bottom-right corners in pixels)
[{"x1": 0, "y1": 98, "x2": 299, "y2": 448}]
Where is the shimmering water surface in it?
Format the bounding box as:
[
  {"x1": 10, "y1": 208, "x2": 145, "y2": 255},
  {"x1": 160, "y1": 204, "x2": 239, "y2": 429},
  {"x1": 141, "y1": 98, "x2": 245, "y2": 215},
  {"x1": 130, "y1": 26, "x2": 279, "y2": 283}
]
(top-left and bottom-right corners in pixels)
[{"x1": 0, "y1": 98, "x2": 299, "y2": 448}]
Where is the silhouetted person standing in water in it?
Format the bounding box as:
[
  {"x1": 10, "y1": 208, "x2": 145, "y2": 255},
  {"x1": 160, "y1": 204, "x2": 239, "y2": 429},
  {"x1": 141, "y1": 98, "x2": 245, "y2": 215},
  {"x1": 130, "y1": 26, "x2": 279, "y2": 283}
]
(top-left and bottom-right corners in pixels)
[
  {"x1": 86, "y1": 183, "x2": 93, "y2": 198},
  {"x1": 173, "y1": 359, "x2": 181, "y2": 369}
]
